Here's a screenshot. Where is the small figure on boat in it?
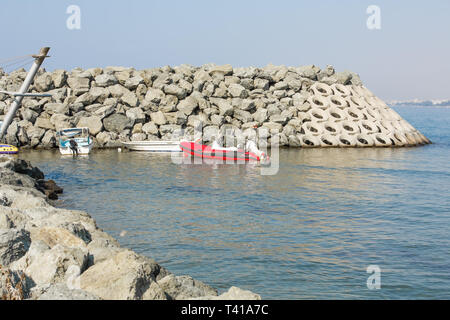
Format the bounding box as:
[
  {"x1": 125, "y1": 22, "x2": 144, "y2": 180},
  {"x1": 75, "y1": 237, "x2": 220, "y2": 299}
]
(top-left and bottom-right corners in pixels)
[
  {"x1": 56, "y1": 127, "x2": 93, "y2": 156},
  {"x1": 69, "y1": 139, "x2": 79, "y2": 156}
]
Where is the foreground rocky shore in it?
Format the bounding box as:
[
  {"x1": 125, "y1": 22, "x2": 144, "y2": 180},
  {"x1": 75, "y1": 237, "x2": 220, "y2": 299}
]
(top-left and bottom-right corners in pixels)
[
  {"x1": 0, "y1": 63, "x2": 429, "y2": 149},
  {"x1": 0, "y1": 155, "x2": 260, "y2": 300}
]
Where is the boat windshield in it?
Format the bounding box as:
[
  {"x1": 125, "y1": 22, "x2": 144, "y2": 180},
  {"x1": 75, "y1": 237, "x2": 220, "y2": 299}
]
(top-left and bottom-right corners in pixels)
[
  {"x1": 57, "y1": 128, "x2": 90, "y2": 146},
  {"x1": 57, "y1": 128, "x2": 89, "y2": 138}
]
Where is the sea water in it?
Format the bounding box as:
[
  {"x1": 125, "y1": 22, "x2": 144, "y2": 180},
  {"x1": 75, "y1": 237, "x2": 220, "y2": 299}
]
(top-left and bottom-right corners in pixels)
[{"x1": 20, "y1": 106, "x2": 450, "y2": 299}]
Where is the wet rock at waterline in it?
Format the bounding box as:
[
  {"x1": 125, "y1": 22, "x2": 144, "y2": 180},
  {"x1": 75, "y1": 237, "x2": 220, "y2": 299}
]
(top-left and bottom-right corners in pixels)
[
  {"x1": 0, "y1": 64, "x2": 430, "y2": 148},
  {"x1": 0, "y1": 156, "x2": 261, "y2": 300}
]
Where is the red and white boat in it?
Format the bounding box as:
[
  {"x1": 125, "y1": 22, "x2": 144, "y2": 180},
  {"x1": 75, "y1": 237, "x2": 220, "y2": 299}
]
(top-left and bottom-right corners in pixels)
[{"x1": 179, "y1": 141, "x2": 267, "y2": 162}]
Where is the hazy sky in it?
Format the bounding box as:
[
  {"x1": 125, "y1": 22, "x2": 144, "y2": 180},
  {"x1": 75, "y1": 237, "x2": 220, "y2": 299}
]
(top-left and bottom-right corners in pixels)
[{"x1": 0, "y1": 0, "x2": 449, "y2": 100}]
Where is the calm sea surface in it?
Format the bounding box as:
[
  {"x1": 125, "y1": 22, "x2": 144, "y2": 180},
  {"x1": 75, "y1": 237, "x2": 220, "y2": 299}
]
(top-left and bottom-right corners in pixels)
[{"x1": 20, "y1": 106, "x2": 450, "y2": 299}]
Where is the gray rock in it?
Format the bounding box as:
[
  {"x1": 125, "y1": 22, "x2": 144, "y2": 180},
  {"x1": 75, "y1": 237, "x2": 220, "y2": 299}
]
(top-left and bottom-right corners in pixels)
[
  {"x1": 124, "y1": 76, "x2": 144, "y2": 91},
  {"x1": 131, "y1": 133, "x2": 147, "y2": 141},
  {"x1": 194, "y1": 286, "x2": 261, "y2": 300},
  {"x1": 210, "y1": 114, "x2": 224, "y2": 126},
  {"x1": 142, "y1": 122, "x2": 159, "y2": 135},
  {"x1": 334, "y1": 71, "x2": 353, "y2": 85},
  {"x1": 228, "y1": 84, "x2": 248, "y2": 98},
  {"x1": 157, "y1": 274, "x2": 218, "y2": 300},
  {"x1": 51, "y1": 70, "x2": 68, "y2": 88},
  {"x1": 20, "y1": 109, "x2": 38, "y2": 123},
  {"x1": 177, "y1": 96, "x2": 198, "y2": 116},
  {"x1": 34, "y1": 117, "x2": 54, "y2": 130},
  {"x1": 126, "y1": 107, "x2": 146, "y2": 123},
  {"x1": 78, "y1": 250, "x2": 166, "y2": 300},
  {"x1": 89, "y1": 86, "x2": 110, "y2": 103},
  {"x1": 145, "y1": 88, "x2": 165, "y2": 104},
  {"x1": 34, "y1": 73, "x2": 53, "y2": 92},
  {"x1": 77, "y1": 116, "x2": 103, "y2": 136},
  {"x1": 108, "y1": 84, "x2": 132, "y2": 98},
  {"x1": 164, "y1": 84, "x2": 187, "y2": 100},
  {"x1": 19, "y1": 244, "x2": 88, "y2": 286},
  {"x1": 67, "y1": 76, "x2": 90, "y2": 96},
  {"x1": 121, "y1": 92, "x2": 138, "y2": 107},
  {"x1": 40, "y1": 130, "x2": 56, "y2": 148},
  {"x1": 37, "y1": 283, "x2": 99, "y2": 300},
  {"x1": 103, "y1": 114, "x2": 134, "y2": 133},
  {"x1": 208, "y1": 64, "x2": 233, "y2": 76},
  {"x1": 50, "y1": 114, "x2": 71, "y2": 131},
  {"x1": 254, "y1": 78, "x2": 270, "y2": 90},
  {"x1": 44, "y1": 103, "x2": 69, "y2": 115},
  {"x1": 296, "y1": 65, "x2": 318, "y2": 80},
  {"x1": 233, "y1": 67, "x2": 259, "y2": 78},
  {"x1": 95, "y1": 74, "x2": 118, "y2": 87},
  {"x1": 0, "y1": 265, "x2": 29, "y2": 300},
  {"x1": 233, "y1": 109, "x2": 253, "y2": 123},
  {"x1": 93, "y1": 105, "x2": 115, "y2": 119},
  {"x1": 74, "y1": 92, "x2": 96, "y2": 106},
  {"x1": 150, "y1": 111, "x2": 167, "y2": 126},
  {"x1": 0, "y1": 211, "x2": 14, "y2": 229},
  {"x1": 214, "y1": 99, "x2": 233, "y2": 117},
  {"x1": 0, "y1": 228, "x2": 31, "y2": 266}
]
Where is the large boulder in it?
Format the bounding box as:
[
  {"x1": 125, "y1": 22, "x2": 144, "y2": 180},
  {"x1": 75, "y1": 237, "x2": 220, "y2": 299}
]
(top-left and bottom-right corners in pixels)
[
  {"x1": 150, "y1": 111, "x2": 167, "y2": 126},
  {"x1": 0, "y1": 228, "x2": 31, "y2": 266},
  {"x1": 208, "y1": 64, "x2": 233, "y2": 76},
  {"x1": 121, "y1": 92, "x2": 138, "y2": 107},
  {"x1": 29, "y1": 227, "x2": 87, "y2": 249},
  {"x1": 34, "y1": 73, "x2": 53, "y2": 92},
  {"x1": 193, "y1": 286, "x2": 261, "y2": 300},
  {"x1": 142, "y1": 122, "x2": 159, "y2": 136},
  {"x1": 50, "y1": 114, "x2": 71, "y2": 131},
  {"x1": 78, "y1": 250, "x2": 168, "y2": 300},
  {"x1": 95, "y1": 74, "x2": 118, "y2": 87},
  {"x1": 36, "y1": 283, "x2": 99, "y2": 300},
  {"x1": 228, "y1": 84, "x2": 248, "y2": 98},
  {"x1": 163, "y1": 84, "x2": 187, "y2": 100},
  {"x1": 77, "y1": 116, "x2": 103, "y2": 136},
  {"x1": 16, "y1": 243, "x2": 88, "y2": 286},
  {"x1": 157, "y1": 274, "x2": 218, "y2": 300},
  {"x1": 126, "y1": 107, "x2": 146, "y2": 123},
  {"x1": 0, "y1": 265, "x2": 29, "y2": 300},
  {"x1": 51, "y1": 70, "x2": 68, "y2": 88},
  {"x1": 34, "y1": 117, "x2": 54, "y2": 130},
  {"x1": 145, "y1": 88, "x2": 165, "y2": 103},
  {"x1": 67, "y1": 76, "x2": 90, "y2": 96},
  {"x1": 177, "y1": 96, "x2": 198, "y2": 116},
  {"x1": 103, "y1": 114, "x2": 134, "y2": 133}
]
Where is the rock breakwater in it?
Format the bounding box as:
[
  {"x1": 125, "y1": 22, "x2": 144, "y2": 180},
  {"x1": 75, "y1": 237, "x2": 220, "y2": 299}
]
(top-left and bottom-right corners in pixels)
[
  {"x1": 0, "y1": 155, "x2": 260, "y2": 300},
  {"x1": 0, "y1": 64, "x2": 430, "y2": 149}
]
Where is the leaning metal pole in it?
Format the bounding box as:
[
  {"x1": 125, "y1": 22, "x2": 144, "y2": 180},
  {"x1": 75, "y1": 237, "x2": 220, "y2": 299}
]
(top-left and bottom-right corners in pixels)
[{"x1": 0, "y1": 47, "x2": 50, "y2": 140}]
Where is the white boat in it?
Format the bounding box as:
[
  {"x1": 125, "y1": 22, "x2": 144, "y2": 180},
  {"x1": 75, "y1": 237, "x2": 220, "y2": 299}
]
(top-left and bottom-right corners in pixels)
[
  {"x1": 57, "y1": 127, "x2": 93, "y2": 155},
  {"x1": 121, "y1": 140, "x2": 183, "y2": 152}
]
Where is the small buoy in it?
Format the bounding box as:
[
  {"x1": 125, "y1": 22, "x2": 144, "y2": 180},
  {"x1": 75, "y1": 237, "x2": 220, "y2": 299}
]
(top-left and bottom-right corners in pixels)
[
  {"x1": 119, "y1": 230, "x2": 127, "y2": 237},
  {"x1": 118, "y1": 147, "x2": 122, "y2": 152}
]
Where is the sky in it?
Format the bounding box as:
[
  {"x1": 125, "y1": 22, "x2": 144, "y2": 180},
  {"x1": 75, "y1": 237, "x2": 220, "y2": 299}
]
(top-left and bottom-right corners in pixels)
[{"x1": 0, "y1": 0, "x2": 449, "y2": 101}]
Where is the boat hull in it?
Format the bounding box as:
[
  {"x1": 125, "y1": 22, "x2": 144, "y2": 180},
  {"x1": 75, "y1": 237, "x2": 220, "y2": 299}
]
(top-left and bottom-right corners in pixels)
[
  {"x1": 180, "y1": 142, "x2": 260, "y2": 162},
  {"x1": 121, "y1": 141, "x2": 182, "y2": 152},
  {"x1": 59, "y1": 143, "x2": 93, "y2": 155}
]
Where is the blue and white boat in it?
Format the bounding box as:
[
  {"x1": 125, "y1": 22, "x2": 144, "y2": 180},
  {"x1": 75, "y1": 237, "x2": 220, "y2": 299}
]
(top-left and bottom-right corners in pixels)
[{"x1": 56, "y1": 127, "x2": 93, "y2": 155}]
